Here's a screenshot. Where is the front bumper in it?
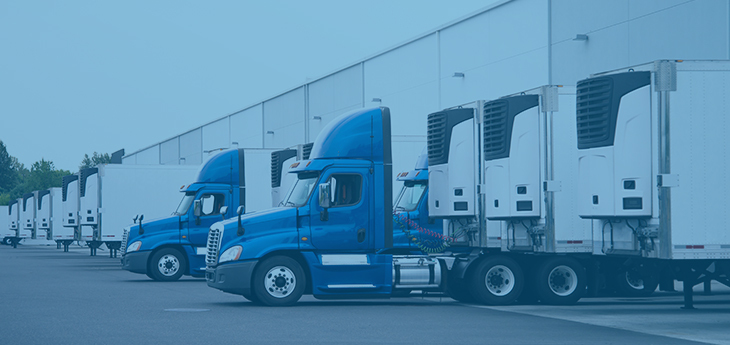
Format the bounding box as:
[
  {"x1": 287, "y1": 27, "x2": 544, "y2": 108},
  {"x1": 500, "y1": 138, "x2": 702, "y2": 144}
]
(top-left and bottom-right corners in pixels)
[
  {"x1": 121, "y1": 251, "x2": 151, "y2": 274},
  {"x1": 206, "y1": 260, "x2": 258, "y2": 296}
]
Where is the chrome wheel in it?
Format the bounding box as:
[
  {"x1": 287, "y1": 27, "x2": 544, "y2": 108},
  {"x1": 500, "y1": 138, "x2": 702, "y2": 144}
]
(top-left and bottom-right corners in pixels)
[
  {"x1": 548, "y1": 265, "x2": 578, "y2": 297},
  {"x1": 485, "y1": 265, "x2": 515, "y2": 297},
  {"x1": 264, "y1": 266, "x2": 296, "y2": 298},
  {"x1": 158, "y1": 254, "x2": 180, "y2": 277}
]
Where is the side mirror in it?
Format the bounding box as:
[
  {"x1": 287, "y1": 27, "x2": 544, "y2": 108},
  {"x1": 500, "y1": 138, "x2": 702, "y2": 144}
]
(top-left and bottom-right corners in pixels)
[
  {"x1": 138, "y1": 214, "x2": 145, "y2": 235},
  {"x1": 193, "y1": 200, "x2": 202, "y2": 217},
  {"x1": 219, "y1": 206, "x2": 228, "y2": 215},
  {"x1": 236, "y1": 206, "x2": 245, "y2": 236},
  {"x1": 318, "y1": 183, "x2": 332, "y2": 209}
]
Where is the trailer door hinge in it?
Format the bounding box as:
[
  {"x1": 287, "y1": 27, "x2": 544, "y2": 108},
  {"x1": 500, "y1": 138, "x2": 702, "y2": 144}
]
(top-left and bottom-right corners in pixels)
[
  {"x1": 540, "y1": 86, "x2": 559, "y2": 112},
  {"x1": 657, "y1": 174, "x2": 679, "y2": 187}
]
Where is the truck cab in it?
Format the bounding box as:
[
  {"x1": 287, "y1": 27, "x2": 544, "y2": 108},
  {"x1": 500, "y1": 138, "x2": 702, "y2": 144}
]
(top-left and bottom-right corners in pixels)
[
  {"x1": 206, "y1": 107, "x2": 443, "y2": 305},
  {"x1": 392, "y1": 146, "x2": 444, "y2": 252},
  {"x1": 121, "y1": 148, "x2": 280, "y2": 281}
]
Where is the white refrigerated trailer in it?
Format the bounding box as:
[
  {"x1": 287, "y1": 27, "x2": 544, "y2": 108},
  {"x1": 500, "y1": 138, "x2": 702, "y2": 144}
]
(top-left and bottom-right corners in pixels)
[
  {"x1": 0, "y1": 206, "x2": 9, "y2": 245},
  {"x1": 21, "y1": 194, "x2": 37, "y2": 240},
  {"x1": 576, "y1": 60, "x2": 730, "y2": 307},
  {"x1": 7, "y1": 198, "x2": 26, "y2": 247},
  {"x1": 427, "y1": 84, "x2": 666, "y2": 305},
  {"x1": 270, "y1": 143, "x2": 313, "y2": 208},
  {"x1": 37, "y1": 187, "x2": 75, "y2": 251},
  {"x1": 78, "y1": 164, "x2": 199, "y2": 256}
]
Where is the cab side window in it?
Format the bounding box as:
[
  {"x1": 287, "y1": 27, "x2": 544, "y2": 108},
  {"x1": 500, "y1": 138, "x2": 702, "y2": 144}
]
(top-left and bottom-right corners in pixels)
[
  {"x1": 200, "y1": 194, "x2": 225, "y2": 216},
  {"x1": 328, "y1": 174, "x2": 362, "y2": 208}
]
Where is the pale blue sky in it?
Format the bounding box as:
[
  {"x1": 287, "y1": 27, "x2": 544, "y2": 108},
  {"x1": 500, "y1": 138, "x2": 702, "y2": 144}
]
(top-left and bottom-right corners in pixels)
[{"x1": 0, "y1": 0, "x2": 493, "y2": 171}]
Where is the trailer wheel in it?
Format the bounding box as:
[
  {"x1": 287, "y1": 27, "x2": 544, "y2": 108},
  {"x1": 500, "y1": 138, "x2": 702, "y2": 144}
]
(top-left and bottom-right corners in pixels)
[
  {"x1": 253, "y1": 256, "x2": 306, "y2": 306},
  {"x1": 148, "y1": 248, "x2": 186, "y2": 281},
  {"x1": 536, "y1": 257, "x2": 586, "y2": 305},
  {"x1": 615, "y1": 267, "x2": 658, "y2": 297},
  {"x1": 468, "y1": 256, "x2": 523, "y2": 305},
  {"x1": 2, "y1": 237, "x2": 11, "y2": 246}
]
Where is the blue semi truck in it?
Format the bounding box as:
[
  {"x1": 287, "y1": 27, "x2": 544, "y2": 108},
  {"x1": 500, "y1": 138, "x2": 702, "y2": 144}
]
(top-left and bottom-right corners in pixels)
[
  {"x1": 392, "y1": 147, "x2": 444, "y2": 253},
  {"x1": 121, "y1": 148, "x2": 294, "y2": 281},
  {"x1": 205, "y1": 107, "x2": 474, "y2": 305}
]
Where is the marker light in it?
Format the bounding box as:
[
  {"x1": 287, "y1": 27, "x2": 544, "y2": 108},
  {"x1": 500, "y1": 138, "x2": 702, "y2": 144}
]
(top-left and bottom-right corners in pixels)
[
  {"x1": 219, "y1": 245, "x2": 243, "y2": 263},
  {"x1": 126, "y1": 241, "x2": 142, "y2": 253}
]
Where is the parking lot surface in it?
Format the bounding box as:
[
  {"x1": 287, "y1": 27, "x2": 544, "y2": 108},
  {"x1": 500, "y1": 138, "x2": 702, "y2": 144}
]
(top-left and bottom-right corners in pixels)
[{"x1": 1, "y1": 244, "x2": 728, "y2": 344}]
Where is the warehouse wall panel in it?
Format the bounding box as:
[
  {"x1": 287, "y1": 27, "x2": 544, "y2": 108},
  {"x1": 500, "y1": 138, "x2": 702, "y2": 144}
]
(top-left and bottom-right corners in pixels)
[
  {"x1": 308, "y1": 64, "x2": 363, "y2": 141},
  {"x1": 160, "y1": 138, "x2": 179, "y2": 165},
  {"x1": 122, "y1": 155, "x2": 136, "y2": 164},
  {"x1": 627, "y1": 1, "x2": 728, "y2": 65},
  {"x1": 551, "y1": 23, "x2": 630, "y2": 86},
  {"x1": 550, "y1": 0, "x2": 629, "y2": 43},
  {"x1": 202, "y1": 118, "x2": 230, "y2": 153},
  {"x1": 365, "y1": 34, "x2": 438, "y2": 135},
  {"x1": 179, "y1": 128, "x2": 202, "y2": 165},
  {"x1": 263, "y1": 87, "x2": 305, "y2": 148},
  {"x1": 230, "y1": 105, "x2": 263, "y2": 148},
  {"x1": 136, "y1": 145, "x2": 160, "y2": 165}
]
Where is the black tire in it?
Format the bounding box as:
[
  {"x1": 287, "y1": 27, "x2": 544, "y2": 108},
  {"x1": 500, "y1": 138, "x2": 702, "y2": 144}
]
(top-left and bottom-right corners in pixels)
[
  {"x1": 252, "y1": 256, "x2": 306, "y2": 306},
  {"x1": 242, "y1": 293, "x2": 262, "y2": 304},
  {"x1": 148, "y1": 248, "x2": 186, "y2": 281},
  {"x1": 535, "y1": 256, "x2": 586, "y2": 305},
  {"x1": 468, "y1": 255, "x2": 524, "y2": 305},
  {"x1": 2, "y1": 237, "x2": 11, "y2": 246},
  {"x1": 615, "y1": 267, "x2": 659, "y2": 297}
]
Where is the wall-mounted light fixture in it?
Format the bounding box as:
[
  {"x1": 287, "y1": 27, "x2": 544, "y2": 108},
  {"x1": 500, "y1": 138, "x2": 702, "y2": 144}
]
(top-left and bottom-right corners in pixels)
[
  {"x1": 179, "y1": 157, "x2": 186, "y2": 164},
  {"x1": 453, "y1": 72, "x2": 465, "y2": 78},
  {"x1": 266, "y1": 130, "x2": 275, "y2": 135},
  {"x1": 573, "y1": 34, "x2": 588, "y2": 41},
  {"x1": 372, "y1": 98, "x2": 382, "y2": 103},
  {"x1": 231, "y1": 141, "x2": 239, "y2": 148},
  {"x1": 312, "y1": 116, "x2": 322, "y2": 120}
]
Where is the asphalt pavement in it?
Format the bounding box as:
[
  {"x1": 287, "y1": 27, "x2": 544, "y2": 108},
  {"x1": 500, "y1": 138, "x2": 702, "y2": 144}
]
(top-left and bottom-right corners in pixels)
[{"x1": 1, "y1": 244, "x2": 728, "y2": 344}]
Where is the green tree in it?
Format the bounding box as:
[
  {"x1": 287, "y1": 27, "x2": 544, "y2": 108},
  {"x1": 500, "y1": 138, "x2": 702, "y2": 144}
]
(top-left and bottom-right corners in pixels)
[
  {"x1": 0, "y1": 140, "x2": 18, "y2": 193},
  {"x1": 79, "y1": 152, "x2": 112, "y2": 170}
]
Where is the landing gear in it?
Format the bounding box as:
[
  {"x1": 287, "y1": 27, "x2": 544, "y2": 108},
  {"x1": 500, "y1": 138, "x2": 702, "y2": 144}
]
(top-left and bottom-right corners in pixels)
[
  {"x1": 105, "y1": 241, "x2": 122, "y2": 258},
  {"x1": 88, "y1": 241, "x2": 103, "y2": 256}
]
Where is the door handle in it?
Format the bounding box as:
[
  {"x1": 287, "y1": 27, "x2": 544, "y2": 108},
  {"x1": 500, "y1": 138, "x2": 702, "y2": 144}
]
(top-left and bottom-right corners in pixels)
[{"x1": 357, "y1": 228, "x2": 366, "y2": 243}]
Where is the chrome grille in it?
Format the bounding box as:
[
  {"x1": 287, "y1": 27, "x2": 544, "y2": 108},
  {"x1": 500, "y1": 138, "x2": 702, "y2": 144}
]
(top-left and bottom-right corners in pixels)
[
  {"x1": 206, "y1": 226, "x2": 222, "y2": 267},
  {"x1": 120, "y1": 228, "x2": 128, "y2": 255}
]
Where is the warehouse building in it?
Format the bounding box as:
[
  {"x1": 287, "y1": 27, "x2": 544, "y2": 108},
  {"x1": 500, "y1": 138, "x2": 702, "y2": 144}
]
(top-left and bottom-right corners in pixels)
[{"x1": 122, "y1": 0, "x2": 729, "y2": 179}]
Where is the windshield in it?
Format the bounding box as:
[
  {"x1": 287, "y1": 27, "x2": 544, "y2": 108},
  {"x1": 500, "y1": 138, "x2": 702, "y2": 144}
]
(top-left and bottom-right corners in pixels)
[
  {"x1": 173, "y1": 192, "x2": 195, "y2": 215},
  {"x1": 394, "y1": 183, "x2": 426, "y2": 212},
  {"x1": 281, "y1": 174, "x2": 319, "y2": 207}
]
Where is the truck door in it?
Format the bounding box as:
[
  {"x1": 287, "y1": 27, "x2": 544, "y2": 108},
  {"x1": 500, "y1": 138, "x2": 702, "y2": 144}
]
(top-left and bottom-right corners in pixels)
[
  {"x1": 309, "y1": 168, "x2": 370, "y2": 251},
  {"x1": 187, "y1": 192, "x2": 226, "y2": 248}
]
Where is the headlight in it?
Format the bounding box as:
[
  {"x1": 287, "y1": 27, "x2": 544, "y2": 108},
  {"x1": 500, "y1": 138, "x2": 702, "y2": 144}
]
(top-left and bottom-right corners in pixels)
[
  {"x1": 126, "y1": 241, "x2": 142, "y2": 253},
  {"x1": 219, "y1": 245, "x2": 242, "y2": 263}
]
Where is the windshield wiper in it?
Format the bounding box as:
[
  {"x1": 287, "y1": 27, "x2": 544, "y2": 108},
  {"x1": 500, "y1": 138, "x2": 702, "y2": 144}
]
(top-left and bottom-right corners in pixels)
[
  {"x1": 394, "y1": 206, "x2": 406, "y2": 211},
  {"x1": 284, "y1": 201, "x2": 296, "y2": 207}
]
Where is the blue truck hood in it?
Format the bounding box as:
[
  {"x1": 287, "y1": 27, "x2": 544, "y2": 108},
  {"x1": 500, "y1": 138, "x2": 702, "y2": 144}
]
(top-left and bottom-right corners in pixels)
[
  {"x1": 126, "y1": 215, "x2": 179, "y2": 244},
  {"x1": 218, "y1": 207, "x2": 298, "y2": 250}
]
